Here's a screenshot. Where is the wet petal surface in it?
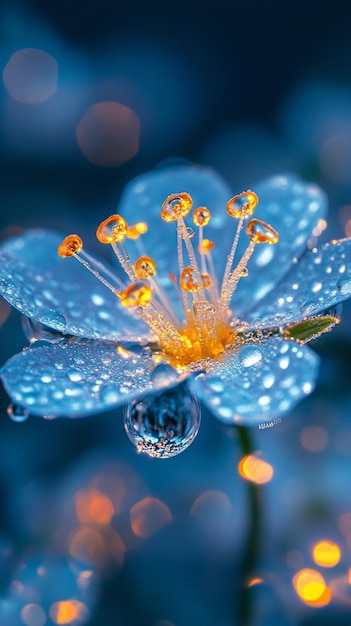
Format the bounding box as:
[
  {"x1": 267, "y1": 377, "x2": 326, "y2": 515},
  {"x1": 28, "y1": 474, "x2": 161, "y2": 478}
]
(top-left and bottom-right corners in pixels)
[
  {"x1": 0, "y1": 230, "x2": 150, "y2": 341},
  {"x1": 247, "y1": 237, "x2": 351, "y2": 325},
  {"x1": 0, "y1": 340, "x2": 171, "y2": 417},
  {"x1": 232, "y1": 174, "x2": 327, "y2": 315},
  {"x1": 191, "y1": 337, "x2": 319, "y2": 426}
]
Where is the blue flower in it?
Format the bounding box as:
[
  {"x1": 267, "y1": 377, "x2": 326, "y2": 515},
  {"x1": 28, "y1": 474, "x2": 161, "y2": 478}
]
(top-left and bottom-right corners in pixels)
[{"x1": 0, "y1": 164, "x2": 350, "y2": 457}]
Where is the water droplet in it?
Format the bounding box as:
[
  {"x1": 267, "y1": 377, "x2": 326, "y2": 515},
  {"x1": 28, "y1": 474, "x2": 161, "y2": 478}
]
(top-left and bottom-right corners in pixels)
[
  {"x1": 124, "y1": 382, "x2": 200, "y2": 458},
  {"x1": 300, "y1": 301, "x2": 316, "y2": 316},
  {"x1": 7, "y1": 402, "x2": 30, "y2": 422},
  {"x1": 150, "y1": 363, "x2": 179, "y2": 386},
  {"x1": 22, "y1": 317, "x2": 65, "y2": 342},
  {"x1": 239, "y1": 346, "x2": 262, "y2": 367},
  {"x1": 67, "y1": 369, "x2": 83, "y2": 382},
  {"x1": 38, "y1": 310, "x2": 67, "y2": 331},
  {"x1": 338, "y1": 274, "x2": 351, "y2": 295}
]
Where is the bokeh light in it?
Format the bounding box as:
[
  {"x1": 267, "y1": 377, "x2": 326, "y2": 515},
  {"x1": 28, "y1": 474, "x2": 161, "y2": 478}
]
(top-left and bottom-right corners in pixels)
[
  {"x1": 238, "y1": 454, "x2": 273, "y2": 484},
  {"x1": 49, "y1": 599, "x2": 90, "y2": 625},
  {"x1": 3, "y1": 48, "x2": 58, "y2": 104},
  {"x1": 20, "y1": 603, "x2": 46, "y2": 626},
  {"x1": 75, "y1": 488, "x2": 114, "y2": 525},
  {"x1": 293, "y1": 568, "x2": 331, "y2": 606},
  {"x1": 300, "y1": 425, "x2": 329, "y2": 452},
  {"x1": 130, "y1": 497, "x2": 172, "y2": 538},
  {"x1": 76, "y1": 101, "x2": 140, "y2": 166},
  {"x1": 312, "y1": 540, "x2": 341, "y2": 567}
]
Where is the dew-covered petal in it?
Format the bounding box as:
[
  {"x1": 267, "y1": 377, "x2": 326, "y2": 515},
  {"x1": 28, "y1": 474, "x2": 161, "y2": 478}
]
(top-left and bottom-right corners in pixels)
[
  {"x1": 190, "y1": 337, "x2": 319, "y2": 426},
  {"x1": 246, "y1": 237, "x2": 351, "y2": 325},
  {"x1": 232, "y1": 174, "x2": 327, "y2": 315},
  {"x1": 117, "y1": 164, "x2": 232, "y2": 315},
  {"x1": 0, "y1": 230, "x2": 151, "y2": 341},
  {"x1": 1, "y1": 340, "x2": 176, "y2": 418}
]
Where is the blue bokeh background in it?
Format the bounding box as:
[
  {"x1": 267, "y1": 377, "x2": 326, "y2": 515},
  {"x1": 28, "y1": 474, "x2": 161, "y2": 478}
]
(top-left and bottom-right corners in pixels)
[{"x1": 2, "y1": 1, "x2": 351, "y2": 624}]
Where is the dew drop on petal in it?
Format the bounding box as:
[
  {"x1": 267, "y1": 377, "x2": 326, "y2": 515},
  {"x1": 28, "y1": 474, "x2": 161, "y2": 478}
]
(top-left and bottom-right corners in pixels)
[
  {"x1": 150, "y1": 363, "x2": 179, "y2": 386},
  {"x1": 37, "y1": 310, "x2": 67, "y2": 331},
  {"x1": 124, "y1": 383, "x2": 200, "y2": 458},
  {"x1": 7, "y1": 402, "x2": 30, "y2": 422},
  {"x1": 239, "y1": 345, "x2": 263, "y2": 367},
  {"x1": 337, "y1": 273, "x2": 351, "y2": 295}
]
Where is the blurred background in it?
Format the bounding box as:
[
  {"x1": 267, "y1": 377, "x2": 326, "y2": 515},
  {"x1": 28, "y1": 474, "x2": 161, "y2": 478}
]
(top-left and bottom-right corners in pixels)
[{"x1": 1, "y1": 0, "x2": 351, "y2": 624}]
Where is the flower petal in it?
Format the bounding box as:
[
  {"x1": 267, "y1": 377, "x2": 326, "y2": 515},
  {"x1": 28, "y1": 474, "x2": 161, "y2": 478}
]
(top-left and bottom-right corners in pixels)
[
  {"x1": 118, "y1": 163, "x2": 233, "y2": 315},
  {"x1": 232, "y1": 174, "x2": 327, "y2": 315},
  {"x1": 247, "y1": 237, "x2": 351, "y2": 325},
  {"x1": 0, "y1": 230, "x2": 151, "y2": 341},
  {"x1": 1, "y1": 340, "x2": 174, "y2": 417},
  {"x1": 190, "y1": 337, "x2": 319, "y2": 426}
]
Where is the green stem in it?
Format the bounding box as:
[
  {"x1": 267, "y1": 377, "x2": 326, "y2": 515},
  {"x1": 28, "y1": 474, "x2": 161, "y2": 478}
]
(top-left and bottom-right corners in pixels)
[{"x1": 236, "y1": 425, "x2": 262, "y2": 626}]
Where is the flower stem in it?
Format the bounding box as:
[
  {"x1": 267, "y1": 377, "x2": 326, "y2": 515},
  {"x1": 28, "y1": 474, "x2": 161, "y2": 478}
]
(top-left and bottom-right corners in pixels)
[{"x1": 235, "y1": 425, "x2": 262, "y2": 626}]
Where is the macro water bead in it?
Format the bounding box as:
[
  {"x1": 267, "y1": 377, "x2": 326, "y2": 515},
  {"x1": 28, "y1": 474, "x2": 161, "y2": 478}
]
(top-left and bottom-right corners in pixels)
[{"x1": 0, "y1": 164, "x2": 350, "y2": 457}]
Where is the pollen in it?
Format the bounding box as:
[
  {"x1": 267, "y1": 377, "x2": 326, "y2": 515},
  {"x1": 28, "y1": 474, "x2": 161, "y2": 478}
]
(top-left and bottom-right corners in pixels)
[{"x1": 58, "y1": 189, "x2": 279, "y2": 367}]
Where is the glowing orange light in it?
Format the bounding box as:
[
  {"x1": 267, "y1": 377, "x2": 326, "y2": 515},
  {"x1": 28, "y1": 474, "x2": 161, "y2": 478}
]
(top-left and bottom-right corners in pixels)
[
  {"x1": 75, "y1": 488, "x2": 114, "y2": 525},
  {"x1": 3, "y1": 48, "x2": 58, "y2": 103},
  {"x1": 190, "y1": 490, "x2": 231, "y2": 521},
  {"x1": 247, "y1": 577, "x2": 263, "y2": 587},
  {"x1": 312, "y1": 540, "x2": 341, "y2": 567},
  {"x1": 20, "y1": 603, "x2": 46, "y2": 626},
  {"x1": 238, "y1": 454, "x2": 273, "y2": 484},
  {"x1": 300, "y1": 425, "x2": 328, "y2": 452},
  {"x1": 50, "y1": 599, "x2": 89, "y2": 625},
  {"x1": 130, "y1": 497, "x2": 172, "y2": 538},
  {"x1": 76, "y1": 101, "x2": 140, "y2": 167},
  {"x1": 293, "y1": 568, "x2": 331, "y2": 606}
]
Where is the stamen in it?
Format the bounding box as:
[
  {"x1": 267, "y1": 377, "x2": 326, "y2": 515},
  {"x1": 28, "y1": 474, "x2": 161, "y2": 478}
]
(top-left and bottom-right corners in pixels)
[
  {"x1": 118, "y1": 282, "x2": 153, "y2": 307},
  {"x1": 221, "y1": 191, "x2": 258, "y2": 299},
  {"x1": 57, "y1": 235, "x2": 124, "y2": 294},
  {"x1": 246, "y1": 218, "x2": 279, "y2": 244},
  {"x1": 96, "y1": 215, "x2": 135, "y2": 281},
  {"x1": 57, "y1": 234, "x2": 83, "y2": 258},
  {"x1": 57, "y1": 187, "x2": 279, "y2": 367}
]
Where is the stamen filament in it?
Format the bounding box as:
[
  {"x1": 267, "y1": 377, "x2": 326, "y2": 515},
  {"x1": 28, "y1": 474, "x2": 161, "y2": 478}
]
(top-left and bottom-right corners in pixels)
[{"x1": 221, "y1": 216, "x2": 245, "y2": 299}]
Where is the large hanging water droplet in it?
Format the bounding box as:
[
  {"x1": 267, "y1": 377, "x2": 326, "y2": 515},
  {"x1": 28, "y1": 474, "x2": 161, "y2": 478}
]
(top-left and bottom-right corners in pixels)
[
  {"x1": 124, "y1": 382, "x2": 200, "y2": 458},
  {"x1": 7, "y1": 402, "x2": 30, "y2": 422}
]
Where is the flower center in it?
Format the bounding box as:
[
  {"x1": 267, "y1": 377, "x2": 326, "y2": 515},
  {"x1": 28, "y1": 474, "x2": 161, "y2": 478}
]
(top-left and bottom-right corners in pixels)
[{"x1": 58, "y1": 190, "x2": 279, "y2": 368}]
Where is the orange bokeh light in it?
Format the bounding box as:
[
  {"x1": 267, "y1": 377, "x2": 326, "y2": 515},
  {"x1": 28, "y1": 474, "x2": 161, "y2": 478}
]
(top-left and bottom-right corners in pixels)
[
  {"x1": 130, "y1": 497, "x2": 172, "y2": 538},
  {"x1": 3, "y1": 48, "x2": 58, "y2": 104},
  {"x1": 238, "y1": 454, "x2": 273, "y2": 484},
  {"x1": 312, "y1": 540, "x2": 341, "y2": 567},
  {"x1": 75, "y1": 488, "x2": 114, "y2": 525},
  {"x1": 50, "y1": 599, "x2": 89, "y2": 625},
  {"x1": 76, "y1": 101, "x2": 140, "y2": 167},
  {"x1": 293, "y1": 568, "x2": 331, "y2": 606}
]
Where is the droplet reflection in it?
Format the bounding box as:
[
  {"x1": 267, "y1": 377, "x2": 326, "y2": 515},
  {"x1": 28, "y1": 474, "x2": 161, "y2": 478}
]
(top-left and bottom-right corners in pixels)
[
  {"x1": 124, "y1": 382, "x2": 200, "y2": 458},
  {"x1": 7, "y1": 402, "x2": 30, "y2": 422}
]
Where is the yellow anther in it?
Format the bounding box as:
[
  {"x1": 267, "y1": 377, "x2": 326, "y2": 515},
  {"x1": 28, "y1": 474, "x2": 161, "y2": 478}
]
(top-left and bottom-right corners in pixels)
[
  {"x1": 246, "y1": 218, "x2": 279, "y2": 244},
  {"x1": 96, "y1": 215, "x2": 128, "y2": 244},
  {"x1": 126, "y1": 222, "x2": 148, "y2": 239},
  {"x1": 161, "y1": 193, "x2": 193, "y2": 222},
  {"x1": 226, "y1": 190, "x2": 258, "y2": 219},
  {"x1": 57, "y1": 234, "x2": 83, "y2": 258},
  {"x1": 201, "y1": 272, "x2": 212, "y2": 288},
  {"x1": 193, "y1": 206, "x2": 211, "y2": 227},
  {"x1": 134, "y1": 255, "x2": 156, "y2": 278},
  {"x1": 179, "y1": 266, "x2": 199, "y2": 292},
  {"x1": 117, "y1": 281, "x2": 153, "y2": 307},
  {"x1": 197, "y1": 239, "x2": 215, "y2": 255}
]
